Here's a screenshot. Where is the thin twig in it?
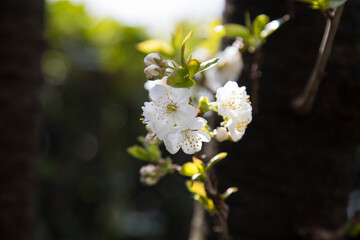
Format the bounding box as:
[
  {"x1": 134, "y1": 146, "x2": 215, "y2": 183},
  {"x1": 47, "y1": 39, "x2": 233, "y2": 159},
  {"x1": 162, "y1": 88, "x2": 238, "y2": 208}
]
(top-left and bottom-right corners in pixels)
[{"x1": 292, "y1": 4, "x2": 345, "y2": 114}]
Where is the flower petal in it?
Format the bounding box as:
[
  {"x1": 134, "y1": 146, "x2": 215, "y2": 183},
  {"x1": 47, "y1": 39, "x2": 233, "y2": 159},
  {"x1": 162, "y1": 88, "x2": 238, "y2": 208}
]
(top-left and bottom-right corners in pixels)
[
  {"x1": 149, "y1": 84, "x2": 167, "y2": 100},
  {"x1": 164, "y1": 132, "x2": 181, "y2": 154}
]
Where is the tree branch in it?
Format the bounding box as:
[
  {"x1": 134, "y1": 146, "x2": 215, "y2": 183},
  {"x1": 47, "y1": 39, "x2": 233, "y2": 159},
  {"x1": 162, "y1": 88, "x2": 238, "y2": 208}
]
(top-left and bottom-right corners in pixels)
[{"x1": 292, "y1": 5, "x2": 345, "y2": 114}]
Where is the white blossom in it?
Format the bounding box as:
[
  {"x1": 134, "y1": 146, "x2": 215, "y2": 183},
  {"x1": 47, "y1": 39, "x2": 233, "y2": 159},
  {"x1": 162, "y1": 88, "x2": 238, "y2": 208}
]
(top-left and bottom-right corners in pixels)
[
  {"x1": 164, "y1": 117, "x2": 210, "y2": 155},
  {"x1": 216, "y1": 81, "x2": 252, "y2": 119},
  {"x1": 216, "y1": 81, "x2": 252, "y2": 142},
  {"x1": 205, "y1": 43, "x2": 243, "y2": 92},
  {"x1": 142, "y1": 85, "x2": 196, "y2": 140},
  {"x1": 144, "y1": 76, "x2": 170, "y2": 91},
  {"x1": 214, "y1": 126, "x2": 228, "y2": 142},
  {"x1": 225, "y1": 113, "x2": 251, "y2": 142}
]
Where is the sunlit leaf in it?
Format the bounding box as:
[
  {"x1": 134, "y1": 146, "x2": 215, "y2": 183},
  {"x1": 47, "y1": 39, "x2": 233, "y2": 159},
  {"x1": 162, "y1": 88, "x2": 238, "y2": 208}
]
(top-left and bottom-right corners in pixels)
[
  {"x1": 186, "y1": 180, "x2": 206, "y2": 197},
  {"x1": 187, "y1": 59, "x2": 200, "y2": 79},
  {"x1": 327, "y1": 0, "x2": 347, "y2": 8},
  {"x1": 192, "y1": 157, "x2": 204, "y2": 171},
  {"x1": 221, "y1": 187, "x2": 238, "y2": 200},
  {"x1": 297, "y1": 0, "x2": 347, "y2": 10},
  {"x1": 215, "y1": 24, "x2": 252, "y2": 41},
  {"x1": 260, "y1": 14, "x2": 290, "y2": 39},
  {"x1": 127, "y1": 145, "x2": 151, "y2": 161},
  {"x1": 180, "y1": 162, "x2": 199, "y2": 176},
  {"x1": 253, "y1": 14, "x2": 270, "y2": 39},
  {"x1": 136, "y1": 38, "x2": 174, "y2": 57},
  {"x1": 205, "y1": 152, "x2": 227, "y2": 171},
  {"x1": 194, "y1": 194, "x2": 216, "y2": 212},
  {"x1": 198, "y1": 57, "x2": 219, "y2": 74},
  {"x1": 181, "y1": 31, "x2": 193, "y2": 67}
]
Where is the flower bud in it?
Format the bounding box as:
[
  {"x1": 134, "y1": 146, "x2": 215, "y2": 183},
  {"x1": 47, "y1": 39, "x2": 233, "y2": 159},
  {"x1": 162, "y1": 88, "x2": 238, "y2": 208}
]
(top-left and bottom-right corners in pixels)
[
  {"x1": 139, "y1": 164, "x2": 161, "y2": 186},
  {"x1": 144, "y1": 53, "x2": 165, "y2": 67},
  {"x1": 214, "y1": 127, "x2": 228, "y2": 142},
  {"x1": 144, "y1": 64, "x2": 165, "y2": 80}
]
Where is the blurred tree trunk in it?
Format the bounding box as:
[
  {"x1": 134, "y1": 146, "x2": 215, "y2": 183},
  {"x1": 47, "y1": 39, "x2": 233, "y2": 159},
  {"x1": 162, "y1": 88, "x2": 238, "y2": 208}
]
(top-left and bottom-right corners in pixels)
[
  {"x1": 215, "y1": 0, "x2": 360, "y2": 239},
  {"x1": 0, "y1": 0, "x2": 44, "y2": 239}
]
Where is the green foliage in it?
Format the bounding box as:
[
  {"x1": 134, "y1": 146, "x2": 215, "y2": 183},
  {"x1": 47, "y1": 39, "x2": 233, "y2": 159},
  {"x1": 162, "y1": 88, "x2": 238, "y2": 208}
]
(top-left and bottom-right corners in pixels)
[
  {"x1": 40, "y1": 1, "x2": 194, "y2": 239},
  {"x1": 127, "y1": 137, "x2": 162, "y2": 163},
  {"x1": 180, "y1": 157, "x2": 206, "y2": 182},
  {"x1": 127, "y1": 145, "x2": 152, "y2": 161},
  {"x1": 221, "y1": 187, "x2": 238, "y2": 200},
  {"x1": 163, "y1": 32, "x2": 219, "y2": 88},
  {"x1": 185, "y1": 181, "x2": 216, "y2": 213},
  {"x1": 297, "y1": 0, "x2": 347, "y2": 10},
  {"x1": 205, "y1": 152, "x2": 227, "y2": 171},
  {"x1": 216, "y1": 14, "x2": 289, "y2": 53}
]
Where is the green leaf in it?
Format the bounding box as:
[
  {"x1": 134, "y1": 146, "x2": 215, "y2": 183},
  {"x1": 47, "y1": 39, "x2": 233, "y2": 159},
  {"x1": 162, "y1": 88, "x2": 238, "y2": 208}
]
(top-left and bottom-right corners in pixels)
[
  {"x1": 186, "y1": 180, "x2": 206, "y2": 197},
  {"x1": 194, "y1": 194, "x2": 216, "y2": 213},
  {"x1": 191, "y1": 173, "x2": 203, "y2": 181},
  {"x1": 297, "y1": 0, "x2": 346, "y2": 10},
  {"x1": 327, "y1": 0, "x2": 347, "y2": 9},
  {"x1": 169, "y1": 80, "x2": 195, "y2": 88},
  {"x1": 167, "y1": 68, "x2": 188, "y2": 86},
  {"x1": 180, "y1": 162, "x2": 200, "y2": 176},
  {"x1": 221, "y1": 187, "x2": 238, "y2": 200},
  {"x1": 187, "y1": 59, "x2": 201, "y2": 79},
  {"x1": 198, "y1": 57, "x2": 220, "y2": 74},
  {"x1": 253, "y1": 14, "x2": 270, "y2": 39},
  {"x1": 181, "y1": 31, "x2": 193, "y2": 67},
  {"x1": 192, "y1": 157, "x2": 204, "y2": 171},
  {"x1": 218, "y1": 24, "x2": 252, "y2": 41},
  {"x1": 127, "y1": 145, "x2": 151, "y2": 161},
  {"x1": 136, "y1": 38, "x2": 174, "y2": 57},
  {"x1": 205, "y1": 152, "x2": 227, "y2": 171},
  {"x1": 260, "y1": 14, "x2": 290, "y2": 39},
  {"x1": 149, "y1": 144, "x2": 161, "y2": 161}
]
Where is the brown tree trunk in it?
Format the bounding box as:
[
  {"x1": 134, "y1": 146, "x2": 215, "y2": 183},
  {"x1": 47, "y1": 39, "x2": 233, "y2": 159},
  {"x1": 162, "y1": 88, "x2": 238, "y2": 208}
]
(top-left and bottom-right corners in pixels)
[
  {"x1": 0, "y1": 1, "x2": 44, "y2": 239},
  {"x1": 216, "y1": 0, "x2": 360, "y2": 239}
]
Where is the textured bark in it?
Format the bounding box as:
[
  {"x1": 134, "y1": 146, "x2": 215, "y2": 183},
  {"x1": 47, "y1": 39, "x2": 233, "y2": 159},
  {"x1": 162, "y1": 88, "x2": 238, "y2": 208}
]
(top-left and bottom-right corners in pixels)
[
  {"x1": 0, "y1": 1, "x2": 44, "y2": 239},
  {"x1": 217, "y1": 0, "x2": 360, "y2": 239}
]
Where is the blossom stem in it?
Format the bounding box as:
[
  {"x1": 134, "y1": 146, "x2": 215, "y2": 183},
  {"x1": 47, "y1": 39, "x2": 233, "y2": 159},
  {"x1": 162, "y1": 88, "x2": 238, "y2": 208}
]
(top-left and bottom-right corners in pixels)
[{"x1": 292, "y1": 5, "x2": 345, "y2": 114}]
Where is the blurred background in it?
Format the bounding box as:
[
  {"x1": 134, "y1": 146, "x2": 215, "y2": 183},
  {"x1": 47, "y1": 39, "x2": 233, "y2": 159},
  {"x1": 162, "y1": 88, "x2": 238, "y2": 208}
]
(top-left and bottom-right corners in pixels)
[
  {"x1": 38, "y1": 1, "x2": 224, "y2": 239},
  {"x1": 1, "y1": 0, "x2": 359, "y2": 240}
]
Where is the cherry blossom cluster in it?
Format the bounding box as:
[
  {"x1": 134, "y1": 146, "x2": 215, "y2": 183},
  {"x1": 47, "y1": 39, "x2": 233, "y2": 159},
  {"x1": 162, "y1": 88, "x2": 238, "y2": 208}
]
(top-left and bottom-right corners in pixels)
[{"x1": 141, "y1": 48, "x2": 252, "y2": 155}]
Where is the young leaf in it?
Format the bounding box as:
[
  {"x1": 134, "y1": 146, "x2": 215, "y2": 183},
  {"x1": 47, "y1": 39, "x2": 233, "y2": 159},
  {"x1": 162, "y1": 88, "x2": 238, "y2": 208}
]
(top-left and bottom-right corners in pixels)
[
  {"x1": 180, "y1": 162, "x2": 199, "y2": 176},
  {"x1": 217, "y1": 24, "x2": 252, "y2": 41},
  {"x1": 127, "y1": 145, "x2": 151, "y2": 161},
  {"x1": 260, "y1": 14, "x2": 290, "y2": 39},
  {"x1": 194, "y1": 194, "x2": 216, "y2": 213},
  {"x1": 205, "y1": 152, "x2": 227, "y2": 171},
  {"x1": 191, "y1": 173, "x2": 203, "y2": 182},
  {"x1": 169, "y1": 79, "x2": 195, "y2": 88},
  {"x1": 187, "y1": 59, "x2": 200, "y2": 79},
  {"x1": 326, "y1": 0, "x2": 347, "y2": 9},
  {"x1": 221, "y1": 187, "x2": 238, "y2": 200},
  {"x1": 192, "y1": 157, "x2": 204, "y2": 172},
  {"x1": 198, "y1": 57, "x2": 220, "y2": 74},
  {"x1": 181, "y1": 31, "x2": 193, "y2": 67},
  {"x1": 253, "y1": 14, "x2": 270, "y2": 39},
  {"x1": 186, "y1": 180, "x2": 206, "y2": 197},
  {"x1": 136, "y1": 38, "x2": 174, "y2": 57},
  {"x1": 167, "y1": 68, "x2": 188, "y2": 86}
]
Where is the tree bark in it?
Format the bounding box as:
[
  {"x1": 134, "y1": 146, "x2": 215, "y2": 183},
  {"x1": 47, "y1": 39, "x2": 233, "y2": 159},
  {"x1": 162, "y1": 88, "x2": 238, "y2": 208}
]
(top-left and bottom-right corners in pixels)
[
  {"x1": 216, "y1": 0, "x2": 360, "y2": 239},
  {"x1": 0, "y1": 1, "x2": 44, "y2": 239}
]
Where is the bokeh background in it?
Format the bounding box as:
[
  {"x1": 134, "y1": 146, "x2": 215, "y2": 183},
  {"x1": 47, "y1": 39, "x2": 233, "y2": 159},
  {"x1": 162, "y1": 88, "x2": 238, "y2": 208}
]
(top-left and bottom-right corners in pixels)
[
  {"x1": 1, "y1": 0, "x2": 359, "y2": 240},
  {"x1": 37, "y1": 1, "x2": 223, "y2": 239}
]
